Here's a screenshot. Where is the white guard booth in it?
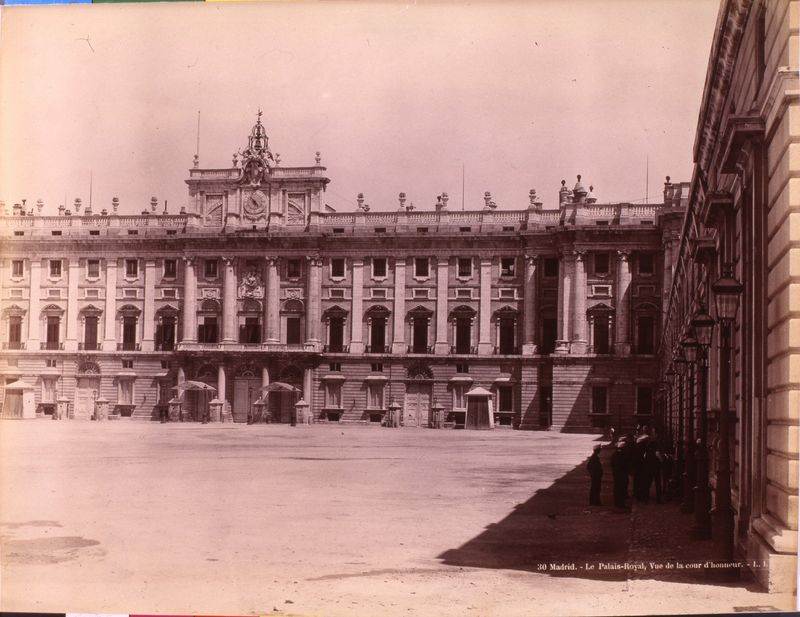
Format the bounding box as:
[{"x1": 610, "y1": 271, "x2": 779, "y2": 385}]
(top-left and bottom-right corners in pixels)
[
  {"x1": 2, "y1": 380, "x2": 36, "y2": 419},
  {"x1": 465, "y1": 386, "x2": 494, "y2": 430}
]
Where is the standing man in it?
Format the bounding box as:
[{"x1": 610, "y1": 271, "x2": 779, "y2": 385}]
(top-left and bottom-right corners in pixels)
[
  {"x1": 587, "y1": 445, "x2": 603, "y2": 506},
  {"x1": 611, "y1": 441, "x2": 629, "y2": 511}
]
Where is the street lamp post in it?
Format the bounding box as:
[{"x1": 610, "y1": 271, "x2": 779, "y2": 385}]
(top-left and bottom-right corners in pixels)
[
  {"x1": 680, "y1": 330, "x2": 698, "y2": 513},
  {"x1": 665, "y1": 365, "x2": 676, "y2": 450},
  {"x1": 672, "y1": 351, "x2": 686, "y2": 498},
  {"x1": 712, "y1": 265, "x2": 743, "y2": 560},
  {"x1": 691, "y1": 306, "x2": 715, "y2": 540}
]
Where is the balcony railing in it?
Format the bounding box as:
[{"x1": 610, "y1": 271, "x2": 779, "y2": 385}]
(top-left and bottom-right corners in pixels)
[
  {"x1": 117, "y1": 342, "x2": 141, "y2": 351},
  {"x1": 41, "y1": 341, "x2": 64, "y2": 350},
  {"x1": 78, "y1": 342, "x2": 100, "y2": 351},
  {"x1": 365, "y1": 344, "x2": 389, "y2": 354},
  {"x1": 407, "y1": 344, "x2": 433, "y2": 354},
  {"x1": 494, "y1": 346, "x2": 520, "y2": 355},
  {"x1": 323, "y1": 344, "x2": 349, "y2": 353},
  {"x1": 450, "y1": 345, "x2": 478, "y2": 355},
  {"x1": 155, "y1": 342, "x2": 175, "y2": 351},
  {"x1": 2, "y1": 341, "x2": 25, "y2": 350}
]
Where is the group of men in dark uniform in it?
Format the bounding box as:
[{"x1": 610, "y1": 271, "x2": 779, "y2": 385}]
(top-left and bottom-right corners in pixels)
[{"x1": 587, "y1": 427, "x2": 674, "y2": 511}]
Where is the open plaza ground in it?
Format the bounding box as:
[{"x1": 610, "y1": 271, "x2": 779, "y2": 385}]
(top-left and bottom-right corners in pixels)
[{"x1": 0, "y1": 421, "x2": 796, "y2": 616}]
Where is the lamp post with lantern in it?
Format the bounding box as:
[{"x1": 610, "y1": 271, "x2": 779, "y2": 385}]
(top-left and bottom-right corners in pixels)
[
  {"x1": 691, "y1": 305, "x2": 716, "y2": 540},
  {"x1": 711, "y1": 264, "x2": 743, "y2": 559}
]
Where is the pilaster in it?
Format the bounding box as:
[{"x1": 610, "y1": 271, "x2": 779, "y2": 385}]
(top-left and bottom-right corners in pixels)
[
  {"x1": 222, "y1": 257, "x2": 237, "y2": 343},
  {"x1": 350, "y1": 259, "x2": 364, "y2": 354},
  {"x1": 391, "y1": 257, "x2": 406, "y2": 354},
  {"x1": 103, "y1": 258, "x2": 117, "y2": 351},
  {"x1": 65, "y1": 258, "x2": 79, "y2": 351},
  {"x1": 27, "y1": 259, "x2": 41, "y2": 347},
  {"x1": 141, "y1": 259, "x2": 157, "y2": 351},
  {"x1": 522, "y1": 254, "x2": 538, "y2": 355},
  {"x1": 555, "y1": 251, "x2": 573, "y2": 354},
  {"x1": 181, "y1": 257, "x2": 197, "y2": 343},
  {"x1": 616, "y1": 249, "x2": 632, "y2": 355},
  {"x1": 478, "y1": 257, "x2": 493, "y2": 355},
  {"x1": 305, "y1": 256, "x2": 322, "y2": 351},
  {"x1": 434, "y1": 257, "x2": 449, "y2": 354},
  {"x1": 572, "y1": 250, "x2": 588, "y2": 354}
]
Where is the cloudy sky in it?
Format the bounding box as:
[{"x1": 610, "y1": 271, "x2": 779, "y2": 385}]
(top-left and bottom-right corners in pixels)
[{"x1": 0, "y1": 0, "x2": 718, "y2": 215}]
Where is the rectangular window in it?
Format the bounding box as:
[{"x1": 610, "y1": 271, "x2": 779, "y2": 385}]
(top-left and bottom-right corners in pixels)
[
  {"x1": 413, "y1": 288, "x2": 429, "y2": 299},
  {"x1": 372, "y1": 258, "x2": 387, "y2": 278},
  {"x1": 543, "y1": 258, "x2": 559, "y2": 278},
  {"x1": 162, "y1": 289, "x2": 177, "y2": 299},
  {"x1": 49, "y1": 259, "x2": 62, "y2": 278},
  {"x1": 455, "y1": 288, "x2": 472, "y2": 299},
  {"x1": 594, "y1": 253, "x2": 609, "y2": 275},
  {"x1": 457, "y1": 258, "x2": 473, "y2": 278},
  {"x1": 286, "y1": 316, "x2": 302, "y2": 344},
  {"x1": 41, "y1": 378, "x2": 56, "y2": 404},
  {"x1": 287, "y1": 259, "x2": 302, "y2": 279},
  {"x1": 414, "y1": 257, "x2": 429, "y2": 278},
  {"x1": 638, "y1": 253, "x2": 654, "y2": 275},
  {"x1": 198, "y1": 317, "x2": 218, "y2": 343},
  {"x1": 123, "y1": 289, "x2": 138, "y2": 299},
  {"x1": 500, "y1": 258, "x2": 516, "y2": 277},
  {"x1": 329, "y1": 362, "x2": 341, "y2": 372},
  {"x1": 636, "y1": 386, "x2": 654, "y2": 416},
  {"x1": 122, "y1": 359, "x2": 134, "y2": 369},
  {"x1": 14, "y1": 231, "x2": 24, "y2": 236},
  {"x1": 8, "y1": 316, "x2": 22, "y2": 347},
  {"x1": 51, "y1": 230, "x2": 62, "y2": 236},
  {"x1": 329, "y1": 288, "x2": 346, "y2": 299},
  {"x1": 497, "y1": 385, "x2": 513, "y2": 413},
  {"x1": 591, "y1": 386, "x2": 608, "y2": 415},
  {"x1": 370, "y1": 363, "x2": 384, "y2": 372},
  {"x1": 499, "y1": 289, "x2": 516, "y2": 300},
  {"x1": 11, "y1": 260, "x2": 23, "y2": 277},
  {"x1": 371, "y1": 288, "x2": 388, "y2": 299},
  {"x1": 48, "y1": 289, "x2": 61, "y2": 298},
  {"x1": 10, "y1": 289, "x2": 23, "y2": 298},
  {"x1": 367, "y1": 382, "x2": 385, "y2": 410},
  {"x1": 325, "y1": 382, "x2": 343, "y2": 408},
  {"x1": 86, "y1": 289, "x2": 100, "y2": 300},
  {"x1": 453, "y1": 384, "x2": 467, "y2": 410},
  {"x1": 118, "y1": 380, "x2": 134, "y2": 405},
  {"x1": 204, "y1": 259, "x2": 218, "y2": 279},
  {"x1": 46, "y1": 359, "x2": 57, "y2": 368},
  {"x1": 330, "y1": 258, "x2": 345, "y2": 278},
  {"x1": 163, "y1": 259, "x2": 177, "y2": 278},
  {"x1": 87, "y1": 259, "x2": 100, "y2": 279},
  {"x1": 456, "y1": 363, "x2": 469, "y2": 373},
  {"x1": 125, "y1": 259, "x2": 138, "y2": 278}
]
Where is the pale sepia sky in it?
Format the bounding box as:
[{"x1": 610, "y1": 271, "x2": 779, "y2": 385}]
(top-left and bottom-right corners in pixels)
[{"x1": 0, "y1": 0, "x2": 718, "y2": 215}]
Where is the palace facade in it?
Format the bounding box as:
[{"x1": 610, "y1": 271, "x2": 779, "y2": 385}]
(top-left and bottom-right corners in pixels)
[{"x1": 0, "y1": 114, "x2": 684, "y2": 431}]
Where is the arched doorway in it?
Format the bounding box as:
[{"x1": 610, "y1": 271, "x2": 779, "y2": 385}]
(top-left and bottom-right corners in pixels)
[
  {"x1": 404, "y1": 362, "x2": 433, "y2": 427},
  {"x1": 233, "y1": 363, "x2": 261, "y2": 422}
]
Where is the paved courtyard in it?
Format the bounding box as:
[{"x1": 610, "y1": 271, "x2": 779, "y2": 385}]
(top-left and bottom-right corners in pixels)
[{"x1": 0, "y1": 421, "x2": 794, "y2": 616}]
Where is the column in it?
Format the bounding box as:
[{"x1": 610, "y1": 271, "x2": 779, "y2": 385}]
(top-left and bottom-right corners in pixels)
[
  {"x1": 261, "y1": 366, "x2": 270, "y2": 390},
  {"x1": 615, "y1": 250, "x2": 632, "y2": 355},
  {"x1": 662, "y1": 240, "x2": 673, "y2": 317},
  {"x1": 182, "y1": 257, "x2": 197, "y2": 343},
  {"x1": 391, "y1": 257, "x2": 406, "y2": 354},
  {"x1": 265, "y1": 257, "x2": 280, "y2": 344},
  {"x1": 522, "y1": 255, "x2": 538, "y2": 355},
  {"x1": 350, "y1": 259, "x2": 364, "y2": 354},
  {"x1": 222, "y1": 257, "x2": 237, "y2": 343},
  {"x1": 303, "y1": 366, "x2": 313, "y2": 406},
  {"x1": 65, "y1": 258, "x2": 79, "y2": 351},
  {"x1": 434, "y1": 257, "x2": 449, "y2": 354},
  {"x1": 555, "y1": 251, "x2": 572, "y2": 353},
  {"x1": 478, "y1": 257, "x2": 493, "y2": 355},
  {"x1": 141, "y1": 259, "x2": 157, "y2": 351},
  {"x1": 305, "y1": 257, "x2": 322, "y2": 350},
  {"x1": 572, "y1": 251, "x2": 588, "y2": 354},
  {"x1": 27, "y1": 258, "x2": 41, "y2": 347},
  {"x1": 103, "y1": 258, "x2": 117, "y2": 351}
]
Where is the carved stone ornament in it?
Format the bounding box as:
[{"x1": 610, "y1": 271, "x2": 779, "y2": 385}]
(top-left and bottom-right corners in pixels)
[
  {"x1": 285, "y1": 288, "x2": 303, "y2": 300},
  {"x1": 238, "y1": 267, "x2": 265, "y2": 299},
  {"x1": 201, "y1": 287, "x2": 221, "y2": 300}
]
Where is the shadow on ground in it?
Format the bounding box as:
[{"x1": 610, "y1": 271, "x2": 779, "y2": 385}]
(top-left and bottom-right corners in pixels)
[{"x1": 438, "y1": 446, "x2": 754, "y2": 587}]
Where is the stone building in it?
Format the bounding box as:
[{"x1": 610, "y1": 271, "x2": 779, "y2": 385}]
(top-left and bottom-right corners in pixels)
[
  {"x1": 0, "y1": 112, "x2": 682, "y2": 431},
  {"x1": 659, "y1": 0, "x2": 798, "y2": 594}
]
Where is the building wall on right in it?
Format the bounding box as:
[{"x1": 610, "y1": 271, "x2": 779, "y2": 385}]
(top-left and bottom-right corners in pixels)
[{"x1": 664, "y1": 0, "x2": 798, "y2": 593}]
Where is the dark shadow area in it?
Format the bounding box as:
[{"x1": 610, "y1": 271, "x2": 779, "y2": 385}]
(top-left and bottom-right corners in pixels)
[{"x1": 439, "y1": 446, "x2": 755, "y2": 587}]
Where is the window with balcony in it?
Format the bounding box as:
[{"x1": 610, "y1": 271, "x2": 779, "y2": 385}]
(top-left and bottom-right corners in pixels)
[
  {"x1": 411, "y1": 313, "x2": 429, "y2": 353},
  {"x1": 7, "y1": 316, "x2": 22, "y2": 349},
  {"x1": 327, "y1": 317, "x2": 345, "y2": 352},
  {"x1": 125, "y1": 259, "x2": 138, "y2": 279},
  {"x1": 457, "y1": 258, "x2": 473, "y2": 278},
  {"x1": 414, "y1": 257, "x2": 429, "y2": 278},
  {"x1": 87, "y1": 259, "x2": 100, "y2": 279},
  {"x1": 501, "y1": 257, "x2": 516, "y2": 277},
  {"x1": 45, "y1": 316, "x2": 61, "y2": 349},
  {"x1": 286, "y1": 317, "x2": 302, "y2": 345},
  {"x1": 372, "y1": 258, "x2": 387, "y2": 279},
  {"x1": 11, "y1": 260, "x2": 23, "y2": 278},
  {"x1": 450, "y1": 306, "x2": 475, "y2": 354},
  {"x1": 330, "y1": 258, "x2": 345, "y2": 279},
  {"x1": 122, "y1": 316, "x2": 138, "y2": 350},
  {"x1": 83, "y1": 316, "x2": 99, "y2": 350},
  {"x1": 368, "y1": 317, "x2": 387, "y2": 353},
  {"x1": 287, "y1": 259, "x2": 302, "y2": 279},
  {"x1": 497, "y1": 316, "x2": 517, "y2": 354},
  {"x1": 594, "y1": 252, "x2": 609, "y2": 275},
  {"x1": 163, "y1": 259, "x2": 177, "y2": 278},
  {"x1": 198, "y1": 316, "x2": 218, "y2": 343},
  {"x1": 240, "y1": 317, "x2": 261, "y2": 344},
  {"x1": 593, "y1": 316, "x2": 611, "y2": 354},
  {"x1": 636, "y1": 315, "x2": 655, "y2": 354},
  {"x1": 540, "y1": 317, "x2": 557, "y2": 354},
  {"x1": 49, "y1": 260, "x2": 62, "y2": 278},
  {"x1": 156, "y1": 315, "x2": 176, "y2": 351}
]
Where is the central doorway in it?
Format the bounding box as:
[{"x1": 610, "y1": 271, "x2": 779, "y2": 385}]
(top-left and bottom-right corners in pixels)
[{"x1": 403, "y1": 382, "x2": 431, "y2": 427}]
